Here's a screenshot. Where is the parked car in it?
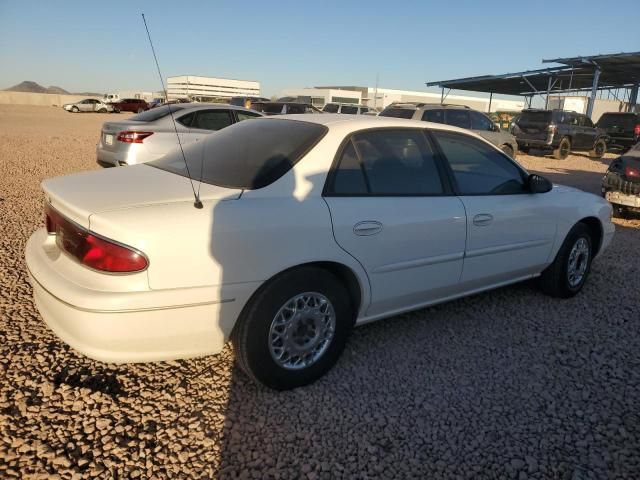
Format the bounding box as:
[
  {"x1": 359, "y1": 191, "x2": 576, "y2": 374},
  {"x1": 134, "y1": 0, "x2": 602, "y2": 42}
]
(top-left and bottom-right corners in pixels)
[
  {"x1": 229, "y1": 96, "x2": 270, "y2": 109},
  {"x1": 28, "y1": 115, "x2": 614, "y2": 390},
  {"x1": 96, "y1": 104, "x2": 262, "y2": 167},
  {"x1": 103, "y1": 93, "x2": 120, "y2": 104},
  {"x1": 322, "y1": 103, "x2": 372, "y2": 115},
  {"x1": 250, "y1": 101, "x2": 323, "y2": 115},
  {"x1": 513, "y1": 109, "x2": 608, "y2": 160},
  {"x1": 595, "y1": 112, "x2": 640, "y2": 153},
  {"x1": 113, "y1": 98, "x2": 150, "y2": 114},
  {"x1": 63, "y1": 99, "x2": 114, "y2": 113},
  {"x1": 380, "y1": 103, "x2": 519, "y2": 157},
  {"x1": 147, "y1": 97, "x2": 166, "y2": 109},
  {"x1": 601, "y1": 145, "x2": 640, "y2": 217}
]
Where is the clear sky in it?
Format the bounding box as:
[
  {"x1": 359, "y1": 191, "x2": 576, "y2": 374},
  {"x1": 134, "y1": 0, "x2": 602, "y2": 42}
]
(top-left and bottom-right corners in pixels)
[{"x1": 1, "y1": 0, "x2": 638, "y2": 98}]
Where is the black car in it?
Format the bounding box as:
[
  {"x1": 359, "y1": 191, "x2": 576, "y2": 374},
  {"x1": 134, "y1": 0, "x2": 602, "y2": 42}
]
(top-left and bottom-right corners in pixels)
[
  {"x1": 601, "y1": 147, "x2": 640, "y2": 217},
  {"x1": 596, "y1": 112, "x2": 640, "y2": 152},
  {"x1": 249, "y1": 102, "x2": 323, "y2": 115},
  {"x1": 513, "y1": 109, "x2": 608, "y2": 160}
]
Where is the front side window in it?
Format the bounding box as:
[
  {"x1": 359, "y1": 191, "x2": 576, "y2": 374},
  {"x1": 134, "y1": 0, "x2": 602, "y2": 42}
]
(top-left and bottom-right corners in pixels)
[
  {"x1": 422, "y1": 109, "x2": 445, "y2": 124},
  {"x1": 470, "y1": 111, "x2": 495, "y2": 131},
  {"x1": 328, "y1": 129, "x2": 444, "y2": 195},
  {"x1": 445, "y1": 110, "x2": 471, "y2": 129},
  {"x1": 432, "y1": 130, "x2": 525, "y2": 195},
  {"x1": 579, "y1": 116, "x2": 594, "y2": 128},
  {"x1": 191, "y1": 110, "x2": 232, "y2": 131}
]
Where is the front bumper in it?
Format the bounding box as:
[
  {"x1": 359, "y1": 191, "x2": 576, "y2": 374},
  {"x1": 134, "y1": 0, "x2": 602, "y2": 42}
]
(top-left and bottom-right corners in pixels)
[{"x1": 26, "y1": 229, "x2": 258, "y2": 363}]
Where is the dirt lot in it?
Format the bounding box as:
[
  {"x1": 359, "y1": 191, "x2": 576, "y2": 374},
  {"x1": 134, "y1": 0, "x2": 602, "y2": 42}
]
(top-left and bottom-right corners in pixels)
[{"x1": 1, "y1": 104, "x2": 639, "y2": 479}]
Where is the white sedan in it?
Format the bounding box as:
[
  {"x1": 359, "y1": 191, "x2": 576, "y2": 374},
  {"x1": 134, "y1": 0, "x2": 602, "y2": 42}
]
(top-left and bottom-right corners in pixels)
[{"x1": 26, "y1": 115, "x2": 614, "y2": 390}]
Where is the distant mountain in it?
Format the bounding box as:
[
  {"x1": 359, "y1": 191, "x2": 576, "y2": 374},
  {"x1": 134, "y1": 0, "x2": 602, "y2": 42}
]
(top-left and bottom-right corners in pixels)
[{"x1": 3, "y1": 81, "x2": 100, "y2": 96}]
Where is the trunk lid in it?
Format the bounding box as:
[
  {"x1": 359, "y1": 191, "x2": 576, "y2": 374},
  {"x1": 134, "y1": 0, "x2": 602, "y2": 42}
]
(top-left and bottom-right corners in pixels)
[
  {"x1": 515, "y1": 111, "x2": 552, "y2": 140},
  {"x1": 42, "y1": 164, "x2": 242, "y2": 228}
]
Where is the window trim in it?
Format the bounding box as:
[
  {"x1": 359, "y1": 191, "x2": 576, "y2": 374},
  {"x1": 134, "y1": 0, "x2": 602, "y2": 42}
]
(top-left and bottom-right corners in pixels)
[
  {"x1": 427, "y1": 129, "x2": 530, "y2": 197},
  {"x1": 323, "y1": 127, "x2": 455, "y2": 198}
]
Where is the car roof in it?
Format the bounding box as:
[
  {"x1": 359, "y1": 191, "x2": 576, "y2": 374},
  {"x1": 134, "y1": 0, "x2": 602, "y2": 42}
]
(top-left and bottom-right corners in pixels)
[
  {"x1": 386, "y1": 103, "x2": 473, "y2": 111},
  {"x1": 171, "y1": 103, "x2": 256, "y2": 113}
]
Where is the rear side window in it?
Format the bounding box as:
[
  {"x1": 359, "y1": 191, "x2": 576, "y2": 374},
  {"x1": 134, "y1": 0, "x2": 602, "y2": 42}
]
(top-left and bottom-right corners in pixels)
[
  {"x1": 177, "y1": 112, "x2": 194, "y2": 127},
  {"x1": 379, "y1": 108, "x2": 415, "y2": 119},
  {"x1": 341, "y1": 105, "x2": 358, "y2": 115},
  {"x1": 236, "y1": 111, "x2": 261, "y2": 122},
  {"x1": 327, "y1": 129, "x2": 444, "y2": 196},
  {"x1": 323, "y1": 104, "x2": 339, "y2": 113},
  {"x1": 422, "y1": 109, "x2": 444, "y2": 123},
  {"x1": 130, "y1": 105, "x2": 187, "y2": 122},
  {"x1": 432, "y1": 130, "x2": 525, "y2": 195},
  {"x1": 192, "y1": 110, "x2": 232, "y2": 131},
  {"x1": 445, "y1": 110, "x2": 471, "y2": 129},
  {"x1": 149, "y1": 119, "x2": 328, "y2": 189}
]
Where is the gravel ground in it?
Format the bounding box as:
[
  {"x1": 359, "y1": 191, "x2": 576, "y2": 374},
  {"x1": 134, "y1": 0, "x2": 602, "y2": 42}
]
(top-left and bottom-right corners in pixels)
[{"x1": 1, "y1": 105, "x2": 639, "y2": 479}]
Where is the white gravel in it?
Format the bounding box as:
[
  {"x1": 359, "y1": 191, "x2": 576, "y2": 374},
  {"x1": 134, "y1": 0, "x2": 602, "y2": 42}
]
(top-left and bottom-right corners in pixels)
[{"x1": 1, "y1": 105, "x2": 639, "y2": 479}]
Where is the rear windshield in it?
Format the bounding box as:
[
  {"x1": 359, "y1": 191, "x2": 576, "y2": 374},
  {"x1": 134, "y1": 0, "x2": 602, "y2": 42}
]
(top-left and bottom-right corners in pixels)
[
  {"x1": 340, "y1": 105, "x2": 358, "y2": 114},
  {"x1": 129, "y1": 105, "x2": 187, "y2": 122},
  {"x1": 379, "y1": 108, "x2": 415, "y2": 119},
  {"x1": 252, "y1": 104, "x2": 284, "y2": 114},
  {"x1": 597, "y1": 113, "x2": 637, "y2": 128},
  {"x1": 149, "y1": 119, "x2": 328, "y2": 189},
  {"x1": 323, "y1": 104, "x2": 339, "y2": 113},
  {"x1": 517, "y1": 111, "x2": 552, "y2": 126}
]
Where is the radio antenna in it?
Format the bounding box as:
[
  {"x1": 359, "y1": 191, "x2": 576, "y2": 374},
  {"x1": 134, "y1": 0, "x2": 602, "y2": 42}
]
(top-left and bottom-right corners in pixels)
[{"x1": 141, "y1": 13, "x2": 203, "y2": 209}]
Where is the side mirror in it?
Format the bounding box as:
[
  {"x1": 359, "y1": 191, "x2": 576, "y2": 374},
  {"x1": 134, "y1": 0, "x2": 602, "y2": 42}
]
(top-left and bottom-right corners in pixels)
[{"x1": 527, "y1": 174, "x2": 552, "y2": 193}]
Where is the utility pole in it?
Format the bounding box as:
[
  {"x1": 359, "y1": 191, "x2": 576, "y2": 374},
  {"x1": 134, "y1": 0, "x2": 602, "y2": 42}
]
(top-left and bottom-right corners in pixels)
[{"x1": 374, "y1": 73, "x2": 379, "y2": 110}]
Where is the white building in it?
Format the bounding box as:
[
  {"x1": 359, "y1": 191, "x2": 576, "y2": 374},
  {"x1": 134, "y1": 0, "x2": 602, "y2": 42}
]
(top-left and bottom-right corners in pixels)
[
  {"x1": 316, "y1": 85, "x2": 524, "y2": 112},
  {"x1": 167, "y1": 76, "x2": 260, "y2": 101},
  {"x1": 280, "y1": 88, "x2": 362, "y2": 108}
]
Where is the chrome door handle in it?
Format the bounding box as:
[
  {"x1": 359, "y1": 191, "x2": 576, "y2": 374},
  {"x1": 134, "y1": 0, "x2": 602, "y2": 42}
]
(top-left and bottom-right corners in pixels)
[
  {"x1": 473, "y1": 214, "x2": 494, "y2": 226},
  {"x1": 353, "y1": 221, "x2": 383, "y2": 236}
]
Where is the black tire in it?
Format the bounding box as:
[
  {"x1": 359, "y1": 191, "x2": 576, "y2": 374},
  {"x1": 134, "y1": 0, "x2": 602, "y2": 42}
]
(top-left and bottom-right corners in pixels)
[
  {"x1": 553, "y1": 137, "x2": 571, "y2": 160},
  {"x1": 98, "y1": 108, "x2": 107, "y2": 113},
  {"x1": 589, "y1": 138, "x2": 607, "y2": 159},
  {"x1": 501, "y1": 144, "x2": 515, "y2": 158},
  {"x1": 71, "y1": 106, "x2": 79, "y2": 113},
  {"x1": 539, "y1": 223, "x2": 593, "y2": 298},
  {"x1": 611, "y1": 203, "x2": 629, "y2": 219},
  {"x1": 231, "y1": 267, "x2": 354, "y2": 390},
  {"x1": 519, "y1": 146, "x2": 530, "y2": 154}
]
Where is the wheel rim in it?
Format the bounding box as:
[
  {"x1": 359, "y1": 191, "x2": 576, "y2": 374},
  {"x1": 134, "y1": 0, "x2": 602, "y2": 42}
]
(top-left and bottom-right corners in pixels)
[
  {"x1": 596, "y1": 142, "x2": 605, "y2": 156},
  {"x1": 567, "y1": 237, "x2": 590, "y2": 288},
  {"x1": 560, "y1": 141, "x2": 570, "y2": 157},
  {"x1": 268, "y1": 292, "x2": 336, "y2": 370}
]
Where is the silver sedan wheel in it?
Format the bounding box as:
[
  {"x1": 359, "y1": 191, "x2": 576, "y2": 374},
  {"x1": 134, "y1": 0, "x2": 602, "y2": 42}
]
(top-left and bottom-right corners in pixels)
[
  {"x1": 268, "y1": 292, "x2": 336, "y2": 370},
  {"x1": 567, "y1": 237, "x2": 590, "y2": 287}
]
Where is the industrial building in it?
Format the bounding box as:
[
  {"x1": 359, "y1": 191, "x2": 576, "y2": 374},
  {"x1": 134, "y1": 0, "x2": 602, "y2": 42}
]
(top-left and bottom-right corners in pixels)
[
  {"x1": 279, "y1": 88, "x2": 361, "y2": 108},
  {"x1": 167, "y1": 75, "x2": 260, "y2": 102}
]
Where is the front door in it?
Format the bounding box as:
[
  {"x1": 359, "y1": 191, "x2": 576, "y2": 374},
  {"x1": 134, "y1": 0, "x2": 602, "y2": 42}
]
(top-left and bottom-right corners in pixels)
[
  {"x1": 324, "y1": 128, "x2": 467, "y2": 317},
  {"x1": 430, "y1": 130, "x2": 556, "y2": 288}
]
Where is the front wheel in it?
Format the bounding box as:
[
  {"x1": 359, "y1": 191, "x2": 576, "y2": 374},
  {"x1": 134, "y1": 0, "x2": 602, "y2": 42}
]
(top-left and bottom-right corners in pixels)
[
  {"x1": 137, "y1": 108, "x2": 145, "y2": 113},
  {"x1": 231, "y1": 267, "x2": 354, "y2": 390},
  {"x1": 553, "y1": 137, "x2": 571, "y2": 160},
  {"x1": 98, "y1": 108, "x2": 107, "y2": 113},
  {"x1": 501, "y1": 144, "x2": 515, "y2": 158},
  {"x1": 71, "y1": 106, "x2": 79, "y2": 113},
  {"x1": 539, "y1": 223, "x2": 593, "y2": 298},
  {"x1": 589, "y1": 139, "x2": 607, "y2": 159}
]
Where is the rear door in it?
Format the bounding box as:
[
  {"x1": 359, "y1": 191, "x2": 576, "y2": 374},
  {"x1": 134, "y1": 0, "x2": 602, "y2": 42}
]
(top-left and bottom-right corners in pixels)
[
  {"x1": 444, "y1": 109, "x2": 471, "y2": 130},
  {"x1": 421, "y1": 109, "x2": 445, "y2": 124},
  {"x1": 577, "y1": 115, "x2": 597, "y2": 148},
  {"x1": 431, "y1": 130, "x2": 556, "y2": 288},
  {"x1": 324, "y1": 128, "x2": 466, "y2": 317}
]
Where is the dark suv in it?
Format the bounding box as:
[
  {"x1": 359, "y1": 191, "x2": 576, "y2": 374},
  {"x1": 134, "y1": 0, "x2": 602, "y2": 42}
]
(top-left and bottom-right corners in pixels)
[
  {"x1": 513, "y1": 109, "x2": 608, "y2": 160},
  {"x1": 596, "y1": 112, "x2": 640, "y2": 152}
]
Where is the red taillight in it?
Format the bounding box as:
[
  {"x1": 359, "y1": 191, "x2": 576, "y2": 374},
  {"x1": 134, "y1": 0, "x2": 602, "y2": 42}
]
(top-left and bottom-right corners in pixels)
[
  {"x1": 625, "y1": 165, "x2": 640, "y2": 178},
  {"x1": 44, "y1": 204, "x2": 147, "y2": 273},
  {"x1": 116, "y1": 131, "x2": 153, "y2": 143},
  {"x1": 634, "y1": 124, "x2": 640, "y2": 136}
]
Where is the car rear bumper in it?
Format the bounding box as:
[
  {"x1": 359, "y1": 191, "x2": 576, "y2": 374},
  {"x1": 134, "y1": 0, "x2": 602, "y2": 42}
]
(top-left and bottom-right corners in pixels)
[
  {"x1": 606, "y1": 136, "x2": 638, "y2": 150},
  {"x1": 96, "y1": 144, "x2": 126, "y2": 167},
  {"x1": 517, "y1": 139, "x2": 555, "y2": 150},
  {"x1": 26, "y1": 229, "x2": 259, "y2": 363}
]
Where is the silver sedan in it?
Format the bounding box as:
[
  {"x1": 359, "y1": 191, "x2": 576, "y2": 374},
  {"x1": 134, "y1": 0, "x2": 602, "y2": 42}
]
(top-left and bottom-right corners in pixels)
[
  {"x1": 63, "y1": 98, "x2": 114, "y2": 113},
  {"x1": 96, "y1": 104, "x2": 263, "y2": 167}
]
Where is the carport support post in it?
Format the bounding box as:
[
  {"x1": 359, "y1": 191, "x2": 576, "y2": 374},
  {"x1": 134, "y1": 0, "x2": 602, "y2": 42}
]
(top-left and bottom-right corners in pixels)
[
  {"x1": 488, "y1": 92, "x2": 493, "y2": 113},
  {"x1": 628, "y1": 83, "x2": 639, "y2": 112},
  {"x1": 544, "y1": 76, "x2": 553, "y2": 109},
  {"x1": 586, "y1": 67, "x2": 601, "y2": 119},
  {"x1": 441, "y1": 88, "x2": 445, "y2": 104}
]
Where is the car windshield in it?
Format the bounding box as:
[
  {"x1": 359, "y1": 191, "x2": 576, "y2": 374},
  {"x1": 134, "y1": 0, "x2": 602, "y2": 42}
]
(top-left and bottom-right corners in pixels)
[
  {"x1": 149, "y1": 118, "x2": 328, "y2": 189},
  {"x1": 597, "y1": 113, "x2": 637, "y2": 129},
  {"x1": 129, "y1": 105, "x2": 187, "y2": 122},
  {"x1": 379, "y1": 108, "x2": 415, "y2": 119}
]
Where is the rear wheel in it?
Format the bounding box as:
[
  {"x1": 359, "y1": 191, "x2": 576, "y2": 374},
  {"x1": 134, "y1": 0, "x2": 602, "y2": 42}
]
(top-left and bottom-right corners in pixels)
[
  {"x1": 501, "y1": 144, "x2": 515, "y2": 158},
  {"x1": 231, "y1": 267, "x2": 354, "y2": 390},
  {"x1": 539, "y1": 223, "x2": 593, "y2": 298},
  {"x1": 553, "y1": 137, "x2": 571, "y2": 160},
  {"x1": 589, "y1": 139, "x2": 607, "y2": 159}
]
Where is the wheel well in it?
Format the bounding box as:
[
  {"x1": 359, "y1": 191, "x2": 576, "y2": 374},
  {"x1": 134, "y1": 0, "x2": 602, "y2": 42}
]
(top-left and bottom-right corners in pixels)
[
  {"x1": 302, "y1": 261, "x2": 362, "y2": 316},
  {"x1": 579, "y1": 217, "x2": 603, "y2": 255}
]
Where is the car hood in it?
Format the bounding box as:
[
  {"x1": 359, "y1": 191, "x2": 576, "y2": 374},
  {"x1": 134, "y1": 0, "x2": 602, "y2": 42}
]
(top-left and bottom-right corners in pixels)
[
  {"x1": 42, "y1": 164, "x2": 242, "y2": 228},
  {"x1": 552, "y1": 184, "x2": 581, "y2": 194}
]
